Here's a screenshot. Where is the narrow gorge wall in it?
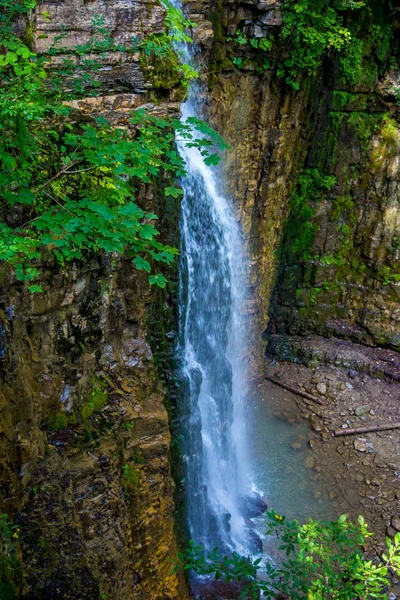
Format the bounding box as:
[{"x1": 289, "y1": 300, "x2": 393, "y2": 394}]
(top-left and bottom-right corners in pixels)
[
  {"x1": 0, "y1": 2, "x2": 186, "y2": 599},
  {"x1": 186, "y1": 0, "x2": 400, "y2": 357}
]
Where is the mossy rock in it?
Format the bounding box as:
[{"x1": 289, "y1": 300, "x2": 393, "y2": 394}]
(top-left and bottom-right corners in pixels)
[
  {"x1": 47, "y1": 413, "x2": 68, "y2": 431},
  {"x1": 122, "y1": 465, "x2": 139, "y2": 496},
  {"x1": 81, "y1": 377, "x2": 108, "y2": 421}
]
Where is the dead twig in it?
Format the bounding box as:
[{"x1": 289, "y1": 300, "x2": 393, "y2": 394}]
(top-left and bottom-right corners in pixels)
[{"x1": 265, "y1": 375, "x2": 325, "y2": 406}]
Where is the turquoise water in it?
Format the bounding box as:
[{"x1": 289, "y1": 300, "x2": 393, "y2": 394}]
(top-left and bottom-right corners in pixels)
[{"x1": 248, "y1": 380, "x2": 337, "y2": 547}]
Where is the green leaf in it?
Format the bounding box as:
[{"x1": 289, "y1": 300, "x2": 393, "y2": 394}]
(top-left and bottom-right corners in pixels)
[
  {"x1": 149, "y1": 273, "x2": 167, "y2": 288},
  {"x1": 203, "y1": 154, "x2": 221, "y2": 167},
  {"x1": 133, "y1": 256, "x2": 151, "y2": 273}
]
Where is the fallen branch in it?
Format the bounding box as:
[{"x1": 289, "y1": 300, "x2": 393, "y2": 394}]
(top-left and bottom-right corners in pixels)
[
  {"x1": 265, "y1": 375, "x2": 324, "y2": 406},
  {"x1": 334, "y1": 422, "x2": 400, "y2": 437}
]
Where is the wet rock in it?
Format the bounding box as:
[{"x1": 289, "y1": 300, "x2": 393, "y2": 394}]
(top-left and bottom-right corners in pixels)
[
  {"x1": 355, "y1": 405, "x2": 370, "y2": 417},
  {"x1": 348, "y1": 370, "x2": 358, "y2": 378},
  {"x1": 246, "y1": 528, "x2": 263, "y2": 554},
  {"x1": 310, "y1": 415, "x2": 322, "y2": 432},
  {"x1": 304, "y1": 456, "x2": 315, "y2": 469},
  {"x1": 354, "y1": 439, "x2": 375, "y2": 453},
  {"x1": 391, "y1": 516, "x2": 400, "y2": 531},
  {"x1": 191, "y1": 578, "x2": 247, "y2": 600},
  {"x1": 240, "y1": 493, "x2": 268, "y2": 518},
  {"x1": 387, "y1": 525, "x2": 398, "y2": 538}
]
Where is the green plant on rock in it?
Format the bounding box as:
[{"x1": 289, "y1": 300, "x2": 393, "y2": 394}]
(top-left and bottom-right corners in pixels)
[
  {"x1": 122, "y1": 464, "x2": 139, "y2": 496},
  {"x1": 180, "y1": 511, "x2": 400, "y2": 599},
  {"x1": 282, "y1": 169, "x2": 336, "y2": 264},
  {"x1": 228, "y1": 0, "x2": 367, "y2": 88},
  {"x1": 47, "y1": 412, "x2": 68, "y2": 431},
  {"x1": 138, "y1": 2, "x2": 198, "y2": 94},
  {"x1": 0, "y1": 1, "x2": 226, "y2": 292},
  {"x1": 81, "y1": 376, "x2": 108, "y2": 421},
  {"x1": 278, "y1": 0, "x2": 360, "y2": 89},
  {"x1": 0, "y1": 514, "x2": 22, "y2": 600}
]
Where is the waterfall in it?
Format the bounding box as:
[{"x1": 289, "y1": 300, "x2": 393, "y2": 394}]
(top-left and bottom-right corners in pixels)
[{"x1": 171, "y1": 1, "x2": 253, "y2": 555}]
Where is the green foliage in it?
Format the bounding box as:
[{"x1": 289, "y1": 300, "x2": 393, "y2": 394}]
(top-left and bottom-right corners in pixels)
[
  {"x1": 122, "y1": 464, "x2": 139, "y2": 495},
  {"x1": 47, "y1": 412, "x2": 68, "y2": 431},
  {"x1": 0, "y1": 1, "x2": 225, "y2": 291},
  {"x1": 378, "y1": 265, "x2": 400, "y2": 285},
  {"x1": 228, "y1": 0, "x2": 367, "y2": 88},
  {"x1": 180, "y1": 511, "x2": 400, "y2": 599},
  {"x1": 81, "y1": 377, "x2": 108, "y2": 421},
  {"x1": 282, "y1": 169, "x2": 336, "y2": 263},
  {"x1": 278, "y1": 0, "x2": 358, "y2": 89},
  {"x1": 0, "y1": 515, "x2": 22, "y2": 600},
  {"x1": 227, "y1": 30, "x2": 273, "y2": 73},
  {"x1": 228, "y1": 0, "x2": 395, "y2": 89},
  {"x1": 338, "y1": 37, "x2": 363, "y2": 84}
]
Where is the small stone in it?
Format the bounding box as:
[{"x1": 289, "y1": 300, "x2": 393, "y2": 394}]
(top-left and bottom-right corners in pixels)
[
  {"x1": 314, "y1": 491, "x2": 321, "y2": 499},
  {"x1": 310, "y1": 416, "x2": 322, "y2": 432},
  {"x1": 354, "y1": 439, "x2": 368, "y2": 452},
  {"x1": 355, "y1": 405, "x2": 370, "y2": 417},
  {"x1": 304, "y1": 456, "x2": 315, "y2": 469},
  {"x1": 355, "y1": 473, "x2": 364, "y2": 482},
  {"x1": 391, "y1": 516, "x2": 400, "y2": 531},
  {"x1": 388, "y1": 592, "x2": 397, "y2": 600},
  {"x1": 317, "y1": 382, "x2": 327, "y2": 395},
  {"x1": 387, "y1": 525, "x2": 397, "y2": 538},
  {"x1": 348, "y1": 370, "x2": 358, "y2": 378},
  {"x1": 346, "y1": 382, "x2": 353, "y2": 389},
  {"x1": 291, "y1": 442, "x2": 301, "y2": 450},
  {"x1": 308, "y1": 439, "x2": 316, "y2": 449}
]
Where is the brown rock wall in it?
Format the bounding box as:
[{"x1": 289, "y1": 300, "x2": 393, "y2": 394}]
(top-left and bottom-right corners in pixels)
[{"x1": 0, "y1": 1, "x2": 187, "y2": 598}]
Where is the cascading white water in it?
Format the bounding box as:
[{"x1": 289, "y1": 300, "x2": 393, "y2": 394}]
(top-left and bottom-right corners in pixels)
[{"x1": 170, "y1": 0, "x2": 254, "y2": 555}]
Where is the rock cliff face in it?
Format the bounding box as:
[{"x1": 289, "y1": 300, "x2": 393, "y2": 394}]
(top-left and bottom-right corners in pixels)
[
  {"x1": 0, "y1": 1, "x2": 186, "y2": 599},
  {"x1": 186, "y1": 0, "x2": 400, "y2": 354}
]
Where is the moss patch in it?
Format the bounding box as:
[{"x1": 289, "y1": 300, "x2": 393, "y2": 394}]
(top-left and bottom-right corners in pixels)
[
  {"x1": 122, "y1": 464, "x2": 139, "y2": 496},
  {"x1": 81, "y1": 377, "x2": 108, "y2": 421}
]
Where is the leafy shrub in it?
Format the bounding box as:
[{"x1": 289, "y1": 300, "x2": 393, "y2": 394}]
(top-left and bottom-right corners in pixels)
[
  {"x1": 0, "y1": 1, "x2": 225, "y2": 291},
  {"x1": 0, "y1": 514, "x2": 22, "y2": 600},
  {"x1": 180, "y1": 511, "x2": 400, "y2": 599}
]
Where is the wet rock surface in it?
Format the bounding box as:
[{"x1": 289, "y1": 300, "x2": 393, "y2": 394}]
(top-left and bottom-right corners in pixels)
[
  {"x1": 0, "y1": 1, "x2": 186, "y2": 598},
  {"x1": 0, "y1": 257, "x2": 184, "y2": 599}
]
